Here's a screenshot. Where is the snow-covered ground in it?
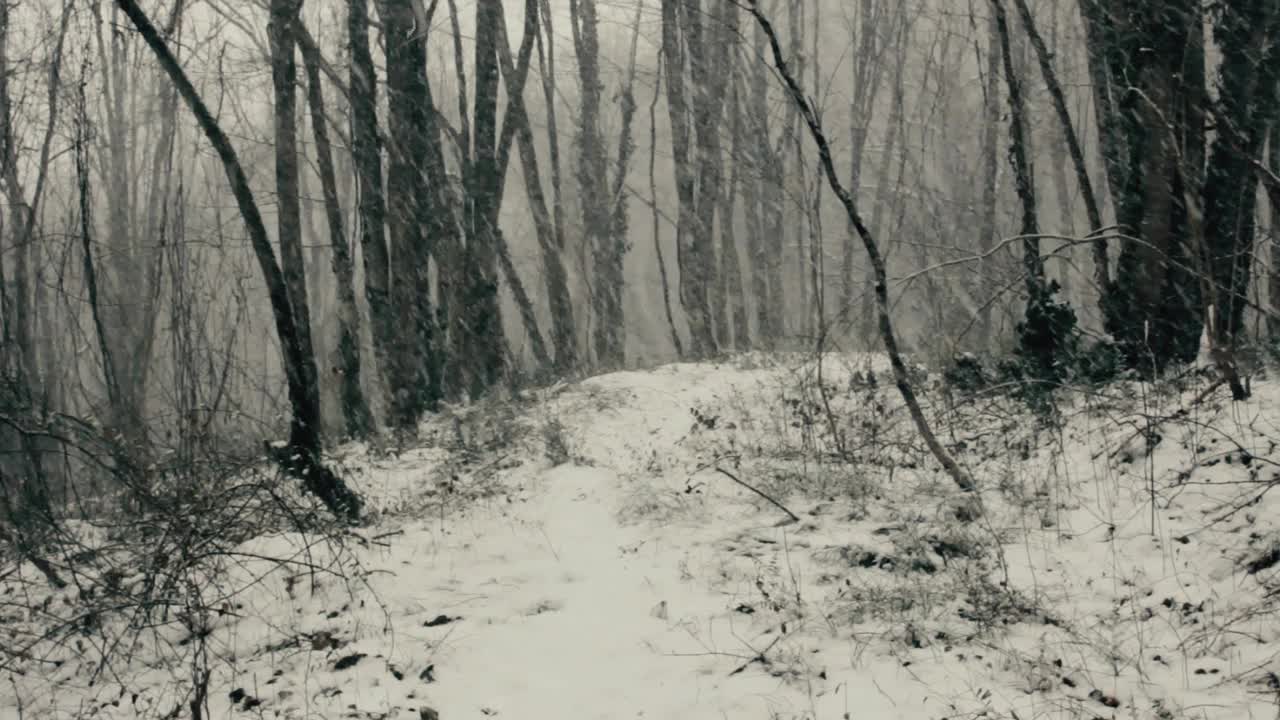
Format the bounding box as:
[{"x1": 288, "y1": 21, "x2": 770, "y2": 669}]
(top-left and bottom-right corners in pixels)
[{"x1": 5, "y1": 356, "x2": 1280, "y2": 719}]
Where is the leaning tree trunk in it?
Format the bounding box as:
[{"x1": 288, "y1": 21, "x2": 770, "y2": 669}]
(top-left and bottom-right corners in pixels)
[
  {"x1": 115, "y1": 0, "x2": 360, "y2": 521},
  {"x1": 1011, "y1": 0, "x2": 1106, "y2": 297},
  {"x1": 748, "y1": 3, "x2": 977, "y2": 495},
  {"x1": 493, "y1": 0, "x2": 564, "y2": 371}
]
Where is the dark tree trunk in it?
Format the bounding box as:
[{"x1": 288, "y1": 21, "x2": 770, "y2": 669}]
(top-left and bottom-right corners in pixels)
[
  {"x1": 300, "y1": 32, "x2": 373, "y2": 439},
  {"x1": 991, "y1": 0, "x2": 1043, "y2": 294},
  {"x1": 1083, "y1": 0, "x2": 1205, "y2": 369},
  {"x1": 747, "y1": 4, "x2": 977, "y2": 495},
  {"x1": 661, "y1": 0, "x2": 715, "y2": 357},
  {"x1": 269, "y1": 0, "x2": 321, "y2": 438},
  {"x1": 1267, "y1": 123, "x2": 1280, "y2": 349},
  {"x1": 570, "y1": 0, "x2": 621, "y2": 367},
  {"x1": 975, "y1": 10, "x2": 1000, "y2": 350},
  {"x1": 664, "y1": 0, "x2": 734, "y2": 358},
  {"x1": 380, "y1": 0, "x2": 443, "y2": 422},
  {"x1": 493, "y1": 1, "x2": 565, "y2": 371},
  {"x1": 650, "y1": 61, "x2": 685, "y2": 356},
  {"x1": 460, "y1": 0, "x2": 507, "y2": 397},
  {"x1": 746, "y1": 20, "x2": 783, "y2": 347},
  {"x1": 844, "y1": 0, "x2": 888, "y2": 325},
  {"x1": 1203, "y1": 1, "x2": 1280, "y2": 345},
  {"x1": 723, "y1": 65, "x2": 749, "y2": 348},
  {"x1": 1011, "y1": 0, "x2": 1106, "y2": 296},
  {"x1": 598, "y1": 0, "x2": 645, "y2": 366},
  {"x1": 116, "y1": 0, "x2": 360, "y2": 521},
  {"x1": 348, "y1": 0, "x2": 394, "y2": 412}
]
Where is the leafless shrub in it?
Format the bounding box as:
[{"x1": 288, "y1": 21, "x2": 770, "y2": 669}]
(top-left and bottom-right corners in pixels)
[{"x1": 0, "y1": 397, "x2": 363, "y2": 717}]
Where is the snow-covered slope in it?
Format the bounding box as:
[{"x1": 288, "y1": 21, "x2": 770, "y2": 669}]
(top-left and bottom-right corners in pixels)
[{"x1": 5, "y1": 357, "x2": 1280, "y2": 719}]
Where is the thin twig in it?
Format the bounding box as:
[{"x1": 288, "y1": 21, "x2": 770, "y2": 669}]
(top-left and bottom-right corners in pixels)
[{"x1": 713, "y1": 466, "x2": 800, "y2": 524}]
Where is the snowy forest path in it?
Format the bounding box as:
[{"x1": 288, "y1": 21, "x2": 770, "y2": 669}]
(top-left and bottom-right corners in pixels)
[{"x1": 392, "y1": 459, "x2": 798, "y2": 719}]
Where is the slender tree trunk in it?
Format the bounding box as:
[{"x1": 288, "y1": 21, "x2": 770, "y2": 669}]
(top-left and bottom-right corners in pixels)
[
  {"x1": 844, "y1": 0, "x2": 886, "y2": 325},
  {"x1": 722, "y1": 65, "x2": 749, "y2": 348},
  {"x1": 269, "y1": 0, "x2": 321, "y2": 439},
  {"x1": 493, "y1": 230, "x2": 551, "y2": 368},
  {"x1": 788, "y1": 0, "x2": 807, "y2": 341},
  {"x1": 992, "y1": 0, "x2": 1043, "y2": 296},
  {"x1": 1267, "y1": 123, "x2": 1280, "y2": 349},
  {"x1": 116, "y1": 0, "x2": 360, "y2": 520},
  {"x1": 570, "y1": 0, "x2": 622, "y2": 367},
  {"x1": 536, "y1": 0, "x2": 569, "y2": 270},
  {"x1": 650, "y1": 61, "x2": 684, "y2": 356},
  {"x1": 747, "y1": 20, "x2": 782, "y2": 347},
  {"x1": 493, "y1": 1, "x2": 560, "y2": 370},
  {"x1": 975, "y1": 10, "x2": 1000, "y2": 350},
  {"x1": 748, "y1": 4, "x2": 977, "y2": 495},
  {"x1": 300, "y1": 33, "x2": 372, "y2": 438},
  {"x1": 864, "y1": 24, "x2": 905, "y2": 342},
  {"x1": 1010, "y1": 0, "x2": 1105, "y2": 297},
  {"x1": 348, "y1": 0, "x2": 394, "y2": 414}
]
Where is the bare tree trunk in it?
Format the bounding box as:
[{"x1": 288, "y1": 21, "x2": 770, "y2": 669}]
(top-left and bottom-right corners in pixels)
[
  {"x1": 991, "y1": 0, "x2": 1043, "y2": 295},
  {"x1": 1081, "y1": 0, "x2": 1205, "y2": 367},
  {"x1": 78, "y1": 2, "x2": 178, "y2": 469},
  {"x1": 1010, "y1": 0, "x2": 1106, "y2": 297},
  {"x1": 650, "y1": 61, "x2": 684, "y2": 357},
  {"x1": 461, "y1": 0, "x2": 507, "y2": 397},
  {"x1": 746, "y1": 20, "x2": 782, "y2": 347},
  {"x1": 864, "y1": 23, "x2": 905, "y2": 343},
  {"x1": 844, "y1": 0, "x2": 888, "y2": 325},
  {"x1": 380, "y1": 0, "x2": 443, "y2": 420},
  {"x1": 493, "y1": 231, "x2": 552, "y2": 369},
  {"x1": 662, "y1": 0, "x2": 717, "y2": 357},
  {"x1": 748, "y1": 4, "x2": 976, "y2": 495},
  {"x1": 299, "y1": 32, "x2": 372, "y2": 439},
  {"x1": 493, "y1": 1, "x2": 559, "y2": 370},
  {"x1": 787, "y1": 0, "x2": 807, "y2": 342},
  {"x1": 1202, "y1": 2, "x2": 1280, "y2": 347},
  {"x1": 269, "y1": 0, "x2": 321, "y2": 436},
  {"x1": 535, "y1": 0, "x2": 569, "y2": 278},
  {"x1": 0, "y1": 0, "x2": 72, "y2": 529},
  {"x1": 348, "y1": 0, "x2": 394, "y2": 417},
  {"x1": 116, "y1": 0, "x2": 361, "y2": 521},
  {"x1": 570, "y1": 0, "x2": 623, "y2": 367},
  {"x1": 1268, "y1": 123, "x2": 1280, "y2": 349},
  {"x1": 722, "y1": 65, "x2": 749, "y2": 348},
  {"x1": 975, "y1": 9, "x2": 1000, "y2": 350},
  {"x1": 598, "y1": 0, "x2": 645, "y2": 366}
]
